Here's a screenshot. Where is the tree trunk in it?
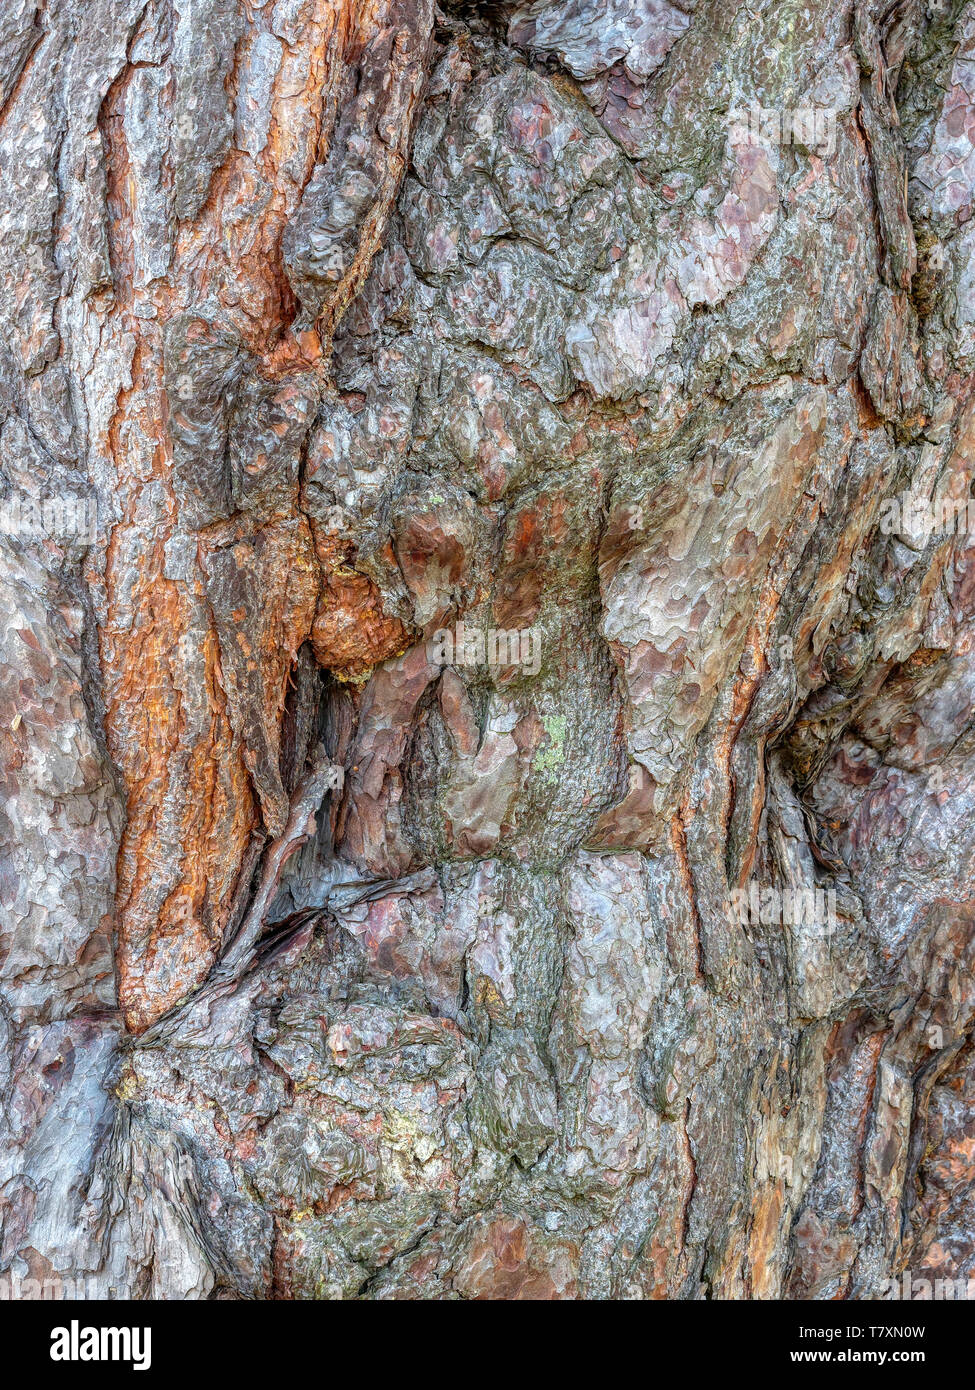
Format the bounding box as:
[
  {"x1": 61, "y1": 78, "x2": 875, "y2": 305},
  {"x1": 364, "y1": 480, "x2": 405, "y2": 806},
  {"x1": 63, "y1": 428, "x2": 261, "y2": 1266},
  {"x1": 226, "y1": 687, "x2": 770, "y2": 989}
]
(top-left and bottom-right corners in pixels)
[{"x1": 1, "y1": 0, "x2": 974, "y2": 1300}]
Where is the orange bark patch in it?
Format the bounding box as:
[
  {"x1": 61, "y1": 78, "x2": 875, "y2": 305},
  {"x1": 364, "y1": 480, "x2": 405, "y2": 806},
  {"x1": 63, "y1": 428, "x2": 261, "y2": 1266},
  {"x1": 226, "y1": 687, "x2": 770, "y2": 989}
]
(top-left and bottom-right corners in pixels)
[{"x1": 310, "y1": 568, "x2": 412, "y2": 680}]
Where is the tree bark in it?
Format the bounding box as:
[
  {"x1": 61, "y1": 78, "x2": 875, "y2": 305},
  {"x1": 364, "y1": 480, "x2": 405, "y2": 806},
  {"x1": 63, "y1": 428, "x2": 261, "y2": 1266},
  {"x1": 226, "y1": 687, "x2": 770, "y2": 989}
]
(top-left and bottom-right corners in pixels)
[{"x1": 1, "y1": 0, "x2": 975, "y2": 1300}]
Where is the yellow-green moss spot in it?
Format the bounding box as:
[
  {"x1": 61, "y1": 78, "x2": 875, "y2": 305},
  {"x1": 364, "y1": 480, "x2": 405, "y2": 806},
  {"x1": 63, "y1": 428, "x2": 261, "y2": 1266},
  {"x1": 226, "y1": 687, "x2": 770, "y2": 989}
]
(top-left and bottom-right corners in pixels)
[{"x1": 534, "y1": 714, "x2": 568, "y2": 782}]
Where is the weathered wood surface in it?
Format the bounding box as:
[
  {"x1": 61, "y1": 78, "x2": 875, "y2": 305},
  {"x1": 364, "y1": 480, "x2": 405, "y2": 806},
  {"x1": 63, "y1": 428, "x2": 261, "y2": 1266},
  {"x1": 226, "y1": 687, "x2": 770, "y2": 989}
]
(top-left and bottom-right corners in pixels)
[{"x1": 1, "y1": 0, "x2": 975, "y2": 1299}]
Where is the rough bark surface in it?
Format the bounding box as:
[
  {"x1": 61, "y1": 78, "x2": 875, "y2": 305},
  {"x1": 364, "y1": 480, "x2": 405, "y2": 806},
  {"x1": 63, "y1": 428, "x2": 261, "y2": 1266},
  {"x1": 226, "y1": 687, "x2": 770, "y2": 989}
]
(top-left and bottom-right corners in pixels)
[{"x1": 2, "y1": 0, "x2": 975, "y2": 1300}]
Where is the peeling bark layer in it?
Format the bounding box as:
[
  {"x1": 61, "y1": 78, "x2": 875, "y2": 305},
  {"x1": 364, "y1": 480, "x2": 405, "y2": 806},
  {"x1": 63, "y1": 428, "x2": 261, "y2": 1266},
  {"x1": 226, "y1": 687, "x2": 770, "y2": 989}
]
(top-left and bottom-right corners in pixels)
[{"x1": 2, "y1": 0, "x2": 975, "y2": 1300}]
